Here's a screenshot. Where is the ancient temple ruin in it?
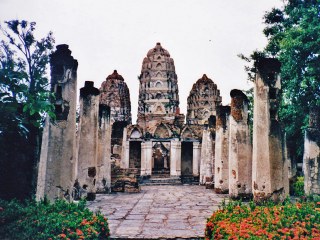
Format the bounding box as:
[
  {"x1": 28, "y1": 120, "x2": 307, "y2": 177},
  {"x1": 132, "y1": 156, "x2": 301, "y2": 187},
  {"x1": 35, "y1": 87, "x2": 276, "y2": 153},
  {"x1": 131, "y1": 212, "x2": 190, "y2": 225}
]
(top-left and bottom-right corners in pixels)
[
  {"x1": 37, "y1": 43, "x2": 301, "y2": 201},
  {"x1": 303, "y1": 107, "x2": 320, "y2": 195},
  {"x1": 36, "y1": 45, "x2": 78, "y2": 201},
  {"x1": 252, "y1": 58, "x2": 289, "y2": 202},
  {"x1": 186, "y1": 74, "x2": 222, "y2": 125},
  {"x1": 120, "y1": 43, "x2": 223, "y2": 184}
]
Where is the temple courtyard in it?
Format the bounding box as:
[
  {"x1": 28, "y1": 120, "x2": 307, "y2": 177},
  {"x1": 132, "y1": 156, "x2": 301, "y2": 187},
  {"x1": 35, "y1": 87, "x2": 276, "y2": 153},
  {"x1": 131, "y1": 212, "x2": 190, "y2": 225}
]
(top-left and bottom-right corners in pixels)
[{"x1": 87, "y1": 185, "x2": 227, "y2": 239}]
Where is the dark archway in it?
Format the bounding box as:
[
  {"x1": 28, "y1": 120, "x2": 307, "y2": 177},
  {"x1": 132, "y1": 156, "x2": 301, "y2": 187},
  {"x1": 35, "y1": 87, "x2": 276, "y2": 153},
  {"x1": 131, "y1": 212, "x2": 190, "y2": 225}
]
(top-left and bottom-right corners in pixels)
[
  {"x1": 129, "y1": 141, "x2": 141, "y2": 169},
  {"x1": 181, "y1": 142, "x2": 193, "y2": 181},
  {"x1": 152, "y1": 141, "x2": 170, "y2": 176}
]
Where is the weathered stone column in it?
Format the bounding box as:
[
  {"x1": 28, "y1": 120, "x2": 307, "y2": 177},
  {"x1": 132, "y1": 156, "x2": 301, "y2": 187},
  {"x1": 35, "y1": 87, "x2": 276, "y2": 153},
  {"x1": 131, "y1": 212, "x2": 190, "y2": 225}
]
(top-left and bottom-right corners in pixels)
[
  {"x1": 141, "y1": 141, "x2": 152, "y2": 176},
  {"x1": 284, "y1": 134, "x2": 297, "y2": 180},
  {"x1": 36, "y1": 44, "x2": 78, "y2": 201},
  {"x1": 199, "y1": 128, "x2": 214, "y2": 184},
  {"x1": 214, "y1": 106, "x2": 231, "y2": 194},
  {"x1": 252, "y1": 58, "x2": 289, "y2": 202},
  {"x1": 170, "y1": 139, "x2": 182, "y2": 176},
  {"x1": 229, "y1": 89, "x2": 252, "y2": 199},
  {"x1": 120, "y1": 128, "x2": 129, "y2": 169},
  {"x1": 96, "y1": 104, "x2": 111, "y2": 193},
  {"x1": 192, "y1": 142, "x2": 201, "y2": 176},
  {"x1": 303, "y1": 107, "x2": 320, "y2": 195},
  {"x1": 77, "y1": 81, "x2": 100, "y2": 200}
]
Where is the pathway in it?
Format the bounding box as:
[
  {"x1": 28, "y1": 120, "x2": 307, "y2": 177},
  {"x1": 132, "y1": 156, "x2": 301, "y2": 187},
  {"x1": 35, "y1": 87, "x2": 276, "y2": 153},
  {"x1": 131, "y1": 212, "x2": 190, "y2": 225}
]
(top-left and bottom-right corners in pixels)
[{"x1": 87, "y1": 185, "x2": 227, "y2": 239}]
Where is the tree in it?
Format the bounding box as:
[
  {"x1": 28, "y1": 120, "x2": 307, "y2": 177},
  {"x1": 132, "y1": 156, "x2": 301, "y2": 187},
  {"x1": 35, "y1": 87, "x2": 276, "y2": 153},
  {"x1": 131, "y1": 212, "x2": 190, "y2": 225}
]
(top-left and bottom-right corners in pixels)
[
  {"x1": 241, "y1": 1, "x2": 320, "y2": 162},
  {"x1": 263, "y1": 0, "x2": 320, "y2": 161},
  {"x1": 0, "y1": 20, "x2": 55, "y2": 199}
]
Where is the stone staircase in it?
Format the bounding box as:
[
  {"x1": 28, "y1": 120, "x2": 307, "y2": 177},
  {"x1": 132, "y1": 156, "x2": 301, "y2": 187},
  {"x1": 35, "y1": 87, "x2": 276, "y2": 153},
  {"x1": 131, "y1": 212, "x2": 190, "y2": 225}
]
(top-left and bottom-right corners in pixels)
[{"x1": 141, "y1": 176, "x2": 182, "y2": 185}]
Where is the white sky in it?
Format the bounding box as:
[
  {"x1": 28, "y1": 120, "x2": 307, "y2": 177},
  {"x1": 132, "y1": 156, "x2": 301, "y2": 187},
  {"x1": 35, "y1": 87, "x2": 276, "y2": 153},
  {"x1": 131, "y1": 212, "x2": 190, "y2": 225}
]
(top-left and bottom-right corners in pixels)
[{"x1": 0, "y1": 0, "x2": 283, "y2": 123}]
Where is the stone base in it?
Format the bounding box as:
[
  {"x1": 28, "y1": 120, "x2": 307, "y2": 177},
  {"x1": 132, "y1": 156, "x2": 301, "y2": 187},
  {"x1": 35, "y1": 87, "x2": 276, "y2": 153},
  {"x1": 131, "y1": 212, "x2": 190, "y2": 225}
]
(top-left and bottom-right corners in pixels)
[
  {"x1": 205, "y1": 182, "x2": 214, "y2": 189},
  {"x1": 214, "y1": 188, "x2": 229, "y2": 194},
  {"x1": 86, "y1": 192, "x2": 96, "y2": 201},
  {"x1": 111, "y1": 165, "x2": 141, "y2": 193},
  {"x1": 253, "y1": 188, "x2": 286, "y2": 204},
  {"x1": 230, "y1": 193, "x2": 253, "y2": 201}
]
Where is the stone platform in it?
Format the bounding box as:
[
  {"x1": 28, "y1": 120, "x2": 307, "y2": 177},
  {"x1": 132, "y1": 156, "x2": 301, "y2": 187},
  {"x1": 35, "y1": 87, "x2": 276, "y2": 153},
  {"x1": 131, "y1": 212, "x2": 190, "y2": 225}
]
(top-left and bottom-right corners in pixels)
[{"x1": 87, "y1": 185, "x2": 227, "y2": 239}]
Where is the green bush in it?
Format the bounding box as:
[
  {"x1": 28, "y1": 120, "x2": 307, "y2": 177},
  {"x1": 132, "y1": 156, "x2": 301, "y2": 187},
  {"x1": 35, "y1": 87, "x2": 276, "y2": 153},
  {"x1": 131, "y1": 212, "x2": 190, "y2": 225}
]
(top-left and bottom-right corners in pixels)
[
  {"x1": 293, "y1": 176, "x2": 305, "y2": 196},
  {"x1": 205, "y1": 197, "x2": 320, "y2": 240},
  {"x1": 0, "y1": 198, "x2": 110, "y2": 239}
]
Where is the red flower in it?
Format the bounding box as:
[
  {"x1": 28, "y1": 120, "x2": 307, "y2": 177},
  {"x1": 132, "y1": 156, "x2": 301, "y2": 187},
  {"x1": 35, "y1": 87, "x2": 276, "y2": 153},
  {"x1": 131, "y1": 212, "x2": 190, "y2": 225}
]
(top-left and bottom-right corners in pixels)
[{"x1": 76, "y1": 229, "x2": 83, "y2": 236}]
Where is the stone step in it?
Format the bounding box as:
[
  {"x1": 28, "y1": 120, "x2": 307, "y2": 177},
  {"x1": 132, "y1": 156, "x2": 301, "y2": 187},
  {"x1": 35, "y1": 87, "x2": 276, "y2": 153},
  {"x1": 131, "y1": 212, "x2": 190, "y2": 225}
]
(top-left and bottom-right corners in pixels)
[{"x1": 141, "y1": 177, "x2": 182, "y2": 186}]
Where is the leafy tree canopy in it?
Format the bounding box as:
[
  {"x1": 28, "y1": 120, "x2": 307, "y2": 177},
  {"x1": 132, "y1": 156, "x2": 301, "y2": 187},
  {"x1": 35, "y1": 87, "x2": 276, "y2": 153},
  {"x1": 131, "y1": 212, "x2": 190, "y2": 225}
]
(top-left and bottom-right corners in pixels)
[
  {"x1": 241, "y1": 0, "x2": 320, "y2": 160},
  {"x1": 0, "y1": 20, "x2": 55, "y2": 138}
]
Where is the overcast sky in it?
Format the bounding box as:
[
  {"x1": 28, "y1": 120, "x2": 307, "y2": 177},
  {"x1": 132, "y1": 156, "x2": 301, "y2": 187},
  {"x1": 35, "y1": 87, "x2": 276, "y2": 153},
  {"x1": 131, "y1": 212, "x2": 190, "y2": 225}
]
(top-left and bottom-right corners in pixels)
[{"x1": 1, "y1": 0, "x2": 283, "y2": 123}]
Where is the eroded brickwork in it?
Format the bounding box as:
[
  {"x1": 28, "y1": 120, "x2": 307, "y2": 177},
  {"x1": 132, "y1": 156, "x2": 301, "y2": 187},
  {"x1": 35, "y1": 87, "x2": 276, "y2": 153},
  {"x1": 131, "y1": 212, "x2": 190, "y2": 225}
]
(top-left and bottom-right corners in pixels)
[
  {"x1": 36, "y1": 45, "x2": 78, "y2": 201},
  {"x1": 187, "y1": 74, "x2": 222, "y2": 125}
]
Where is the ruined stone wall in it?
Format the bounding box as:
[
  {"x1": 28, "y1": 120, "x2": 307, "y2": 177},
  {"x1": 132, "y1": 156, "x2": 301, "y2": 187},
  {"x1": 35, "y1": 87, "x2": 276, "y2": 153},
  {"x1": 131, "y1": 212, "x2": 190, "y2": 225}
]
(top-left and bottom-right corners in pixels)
[
  {"x1": 100, "y1": 70, "x2": 131, "y2": 124},
  {"x1": 199, "y1": 128, "x2": 215, "y2": 184},
  {"x1": 186, "y1": 74, "x2": 222, "y2": 125},
  {"x1": 96, "y1": 104, "x2": 111, "y2": 192},
  {"x1": 303, "y1": 107, "x2": 320, "y2": 195},
  {"x1": 77, "y1": 81, "x2": 100, "y2": 199},
  {"x1": 252, "y1": 58, "x2": 289, "y2": 202},
  {"x1": 36, "y1": 44, "x2": 78, "y2": 201},
  {"x1": 228, "y1": 90, "x2": 252, "y2": 198},
  {"x1": 214, "y1": 106, "x2": 230, "y2": 193}
]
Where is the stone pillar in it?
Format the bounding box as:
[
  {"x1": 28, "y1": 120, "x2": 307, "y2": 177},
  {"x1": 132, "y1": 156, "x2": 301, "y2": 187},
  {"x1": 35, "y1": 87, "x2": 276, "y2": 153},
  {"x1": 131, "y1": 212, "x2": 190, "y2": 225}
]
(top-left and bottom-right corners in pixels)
[
  {"x1": 303, "y1": 107, "x2": 320, "y2": 195},
  {"x1": 192, "y1": 142, "x2": 201, "y2": 176},
  {"x1": 170, "y1": 139, "x2": 182, "y2": 176},
  {"x1": 199, "y1": 129, "x2": 214, "y2": 184},
  {"x1": 214, "y1": 106, "x2": 231, "y2": 194},
  {"x1": 284, "y1": 134, "x2": 297, "y2": 180},
  {"x1": 252, "y1": 58, "x2": 289, "y2": 202},
  {"x1": 229, "y1": 89, "x2": 252, "y2": 199},
  {"x1": 36, "y1": 44, "x2": 78, "y2": 201},
  {"x1": 120, "y1": 128, "x2": 129, "y2": 169},
  {"x1": 96, "y1": 104, "x2": 111, "y2": 193},
  {"x1": 77, "y1": 81, "x2": 100, "y2": 200},
  {"x1": 141, "y1": 141, "x2": 152, "y2": 176}
]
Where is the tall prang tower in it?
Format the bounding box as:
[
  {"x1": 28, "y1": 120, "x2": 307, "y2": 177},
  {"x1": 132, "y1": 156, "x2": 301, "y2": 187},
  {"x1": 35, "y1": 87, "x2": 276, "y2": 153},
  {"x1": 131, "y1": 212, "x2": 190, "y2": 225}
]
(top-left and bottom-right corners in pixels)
[{"x1": 137, "y1": 42, "x2": 184, "y2": 132}]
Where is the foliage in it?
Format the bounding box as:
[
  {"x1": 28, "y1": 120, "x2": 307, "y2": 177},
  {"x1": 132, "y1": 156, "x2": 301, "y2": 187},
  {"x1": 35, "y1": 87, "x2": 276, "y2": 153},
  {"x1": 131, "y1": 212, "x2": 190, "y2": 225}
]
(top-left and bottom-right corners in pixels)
[
  {"x1": 0, "y1": 20, "x2": 55, "y2": 199},
  {"x1": 0, "y1": 20, "x2": 55, "y2": 135},
  {"x1": 293, "y1": 176, "x2": 305, "y2": 197},
  {"x1": 0, "y1": 199, "x2": 110, "y2": 240},
  {"x1": 263, "y1": 0, "x2": 320, "y2": 160},
  {"x1": 205, "y1": 197, "x2": 320, "y2": 240},
  {"x1": 240, "y1": 1, "x2": 320, "y2": 160}
]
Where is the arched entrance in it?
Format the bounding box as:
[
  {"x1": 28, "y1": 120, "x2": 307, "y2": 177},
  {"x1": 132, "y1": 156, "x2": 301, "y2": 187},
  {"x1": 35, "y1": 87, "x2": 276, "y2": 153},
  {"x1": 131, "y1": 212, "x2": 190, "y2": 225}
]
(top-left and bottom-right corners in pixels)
[{"x1": 152, "y1": 141, "x2": 170, "y2": 176}]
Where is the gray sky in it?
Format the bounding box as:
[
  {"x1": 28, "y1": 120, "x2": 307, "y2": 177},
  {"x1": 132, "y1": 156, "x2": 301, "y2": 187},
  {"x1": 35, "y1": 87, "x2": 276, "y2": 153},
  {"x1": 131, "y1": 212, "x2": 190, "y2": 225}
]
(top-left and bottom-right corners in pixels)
[{"x1": 1, "y1": 0, "x2": 283, "y2": 123}]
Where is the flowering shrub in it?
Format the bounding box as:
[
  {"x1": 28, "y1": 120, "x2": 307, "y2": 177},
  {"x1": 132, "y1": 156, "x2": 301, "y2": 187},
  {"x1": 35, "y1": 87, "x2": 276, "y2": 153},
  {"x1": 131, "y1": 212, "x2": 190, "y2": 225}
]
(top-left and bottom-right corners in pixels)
[
  {"x1": 205, "y1": 197, "x2": 320, "y2": 240},
  {"x1": 0, "y1": 199, "x2": 109, "y2": 239}
]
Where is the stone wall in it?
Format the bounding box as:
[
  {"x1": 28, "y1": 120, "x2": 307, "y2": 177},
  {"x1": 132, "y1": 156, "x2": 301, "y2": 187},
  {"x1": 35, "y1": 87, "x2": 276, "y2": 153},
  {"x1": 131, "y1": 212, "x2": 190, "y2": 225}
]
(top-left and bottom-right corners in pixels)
[
  {"x1": 214, "y1": 106, "x2": 231, "y2": 193},
  {"x1": 77, "y1": 81, "x2": 100, "y2": 199},
  {"x1": 199, "y1": 128, "x2": 215, "y2": 185},
  {"x1": 36, "y1": 45, "x2": 78, "y2": 201},
  {"x1": 252, "y1": 58, "x2": 289, "y2": 203},
  {"x1": 96, "y1": 104, "x2": 112, "y2": 192},
  {"x1": 303, "y1": 107, "x2": 320, "y2": 195},
  {"x1": 228, "y1": 90, "x2": 252, "y2": 199}
]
